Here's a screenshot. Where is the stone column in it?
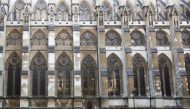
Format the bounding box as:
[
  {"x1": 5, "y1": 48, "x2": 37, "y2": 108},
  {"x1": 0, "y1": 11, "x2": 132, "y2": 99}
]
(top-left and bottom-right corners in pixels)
[
  {"x1": 144, "y1": 6, "x2": 156, "y2": 107},
  {"x1": 47, "y1": 25, "x2": 56, "y2": 107},
  {"x1": 20, "y1": 22, "x2": 30, "y2": 108}
]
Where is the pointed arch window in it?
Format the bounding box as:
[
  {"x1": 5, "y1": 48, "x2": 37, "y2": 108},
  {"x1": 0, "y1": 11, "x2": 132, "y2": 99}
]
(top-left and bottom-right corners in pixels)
[
  {"x1": 80, "y1": 31, "x2": 96, "y2": 46},
  {"x1": 181, "y1": 31, "x2": 190, "y2": 46},
  {"x1": 105, "y1": 30, "x2": 121, "y2": 46},
  {"x1": 185, "y1": 54, "x2": 190, "y2": 95},
  {"x1": 56, "y1": 30, "x2": 72, "y2": 46},
  {"x1": 56, "y1": 52, "x2": 72, "y2": 96},
  {"x1": 56, "y1": 1, "x2": 69, "y2": 21},
  {"x1": 31, "y1": 30, "x2": 47, "y2": 46},
  {"x1": 156, "y1": 31, "x2": 169, "y2": 46},
  {"x1": 6, "y1": 52, "x2": 21, "y2": 96},
  {"x1": 30, "y1": 52, "x2": 47, "y2": 96},
  {"x1": 133, "y1": 54, "x2": 146, "y2": 96},
  {"x1": 159, "y1": 56, "x2": 172, "y2": 96},
  {"x1": 107, "y1": 54, "x2": 122, "y2": 96},
  {"x1": 82, "y1": 55, "x2": 96, "y2": 96},
  {"x1": 6, "y1": 30, "x2": 22, "y2": 47},
  {"x1": 131, "y1": 31, "x2": 145, "y2": 46},
  {"x1": 79, "y1": 1, "x2": 91, "y2": 21}
]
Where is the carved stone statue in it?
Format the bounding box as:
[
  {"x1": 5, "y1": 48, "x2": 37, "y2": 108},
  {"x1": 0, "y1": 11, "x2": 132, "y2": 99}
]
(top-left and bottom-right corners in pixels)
[
  {"x1": 0, "y1": 5, "x2": 5, "y2": 25},
  {"x1": 73, "y1": 7, "x2": 79, "y2": 22},
  {"x1": 99, "y1": 10, "x2": 103, "y2": 26},
  {"x1": 24, "y1": 6, "x2": 29, "y2": 24}
]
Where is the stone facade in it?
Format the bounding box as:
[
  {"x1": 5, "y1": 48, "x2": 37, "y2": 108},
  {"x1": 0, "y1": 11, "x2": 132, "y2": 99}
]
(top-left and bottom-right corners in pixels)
[{"x1": 0, "y1": 0, "x2": 190, "y2": 108}]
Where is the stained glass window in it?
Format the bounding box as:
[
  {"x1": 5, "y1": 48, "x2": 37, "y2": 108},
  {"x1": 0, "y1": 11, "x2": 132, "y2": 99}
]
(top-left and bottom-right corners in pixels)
[
  {"x1": 131, "y1": 31, "x2": 145, "y2": 46},
  {"x1": 34, "y1": 0, "x2": 47, "y2": 21},
  {"x1": 82, "y1": 55, "x2": 96, "y2": 96},
  {"x1": 106, "y1": 30, "x2": 121, "y2": 46},
  {"x1": 159, "y1": 55, "x2": 171, "y2": 96},
  {"x1": 80, "y1": 31, "x2": 96, "y2": 46},
  {"x1": 56, "y1": 52, "x2": 72, "y2": 96},
  {"x1": 133, "y1": 54, "x2": 146, "y2": 96},
  {"x1": 181, "y1": 31, "x2": 190, "y2": 46},
  {"x1": 6, "y1": 52, "x2": 21, "y2": 96},
  {"x1": 30, "y1": 52, "x2": 47, "y2": 96},
  {"x1": 107, "y1": 54, "x2": 122, "y2": 96},
  {"x1": 156, "y1": 31, "x2": 169, "y2": 46}
]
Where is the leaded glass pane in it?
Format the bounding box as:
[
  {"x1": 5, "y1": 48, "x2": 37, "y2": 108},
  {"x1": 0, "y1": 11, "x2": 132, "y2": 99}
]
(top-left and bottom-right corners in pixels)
[
  {"x1": 56, "y1": 31, "x2": 72, "y2": 46},
  {"x1": 79, "y1": 1, "x2": 90, "y2": 21}
]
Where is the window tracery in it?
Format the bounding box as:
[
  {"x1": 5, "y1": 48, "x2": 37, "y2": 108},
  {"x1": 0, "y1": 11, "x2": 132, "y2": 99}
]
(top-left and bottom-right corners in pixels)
[
  {"x1": 6, "y1": 30, "x2": 22, "y2": 46},
  {"x1": 34, "y1": 0, "x2": 47, "y2": 21},
  {"x1": 56, "y1": 53, "x2": 72, "y2": 96},
  {"x1": 80, "y1": 31, "x2": 96, "y2": 46},
  {"x1": 31, "y1": 30, "x2": 47, "y2": 46},
  {"x1": 105, "y1": 30, "x2": 121, "y2": 46},
  {"x1": 56, "y1": 30, "x2": 72, "y2": 46},
  {"x1": 6, "y1": 52, "x2": 21, "y2": 96},
  {"x1": 82, "y1": 55, "x2": 96, "y2": 96},
  {"x1": 107, "y1": 54, "x2": 122, "y2": 96},
  {"x1": 156, "y1": 31, "x2": 169, "y2": 46},
  {"x1": 101, "y1": 1, "x2": 112, "y2": 20},
  {"x1": 181, "y1": 31, "x2": 190, "y2": 46},
  {"x1": 131, "y1": 31, "x2": 145, "y2": 46},
  {"x1": 30, "y1": 52, "x2": 47, "y2": 96}
]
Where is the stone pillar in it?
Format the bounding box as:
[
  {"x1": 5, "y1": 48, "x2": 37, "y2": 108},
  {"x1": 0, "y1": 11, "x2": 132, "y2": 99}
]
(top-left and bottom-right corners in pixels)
[
  {"x1": 20, "y1": 24, "x2": 30, "y2": 108},
  {"x1": 144, "y1": 6, "x2": 156, "y2": 107},
  {"x1": 47, "y1": 25, "x2": 55, "y2": 107}
]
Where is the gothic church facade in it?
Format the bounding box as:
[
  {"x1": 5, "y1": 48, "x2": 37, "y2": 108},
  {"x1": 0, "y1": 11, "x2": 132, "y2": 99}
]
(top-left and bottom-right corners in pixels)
[{"x1": 0, "y1": 0, "x2": 190, "y2": 108}]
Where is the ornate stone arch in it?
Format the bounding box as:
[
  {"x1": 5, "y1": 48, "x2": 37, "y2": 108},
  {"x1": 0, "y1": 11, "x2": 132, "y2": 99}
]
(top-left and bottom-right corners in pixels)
[
  {"x1": 158, "y1": 53, "x2": 173, "y2": 96},
  {"x1": 56, "y1": 0, "x2": 69, "y2": 21},
  {"x1": 56, "y1": 52, "x2": 72, "y2": 96},
  {"x1": 5, "y1": 51, "x2": 21, "y2": 96},
  {"x1": 81, "y1": 55, "x2": 97, "y2": 96},
  {"x1": 31, "y1": 29, "x2": 47, "y2": 47},
  {"x1": 79, "y1": 1, "x2": 91, "y2": 21},
  {"x1": 107, "y1": 53, "x2": 122, "y2": 96},
  {"x1": 56, "y1": 29, "x2": 72, "y2": 46},
  {"x1": 131, "y1": 29, "x2": 145, "y2": 46},
  {"x1": 132, "y1": 53, "x2": 147, "y2": 96},
  {"x1": 80, "y1": 30, "x2": 96, "y2": 46},
  {"x1": 156, "y1": 29, "x2": 170, "y2": 46},
  {"x1": 34, "y1": 0, "x2": 48, "y2": 21},
  {"x1": 6, "y1": 29, "x2": 22, "y2": 47},
  {"x1": 105, "y1": 29, "x2": 121, "y2": 46},
  {"x1": 30, "y1": 51, "x2": 47, "y2": 96},
  {"x1": 181, "y1": 30, "x2": 190, "y2": 46}
]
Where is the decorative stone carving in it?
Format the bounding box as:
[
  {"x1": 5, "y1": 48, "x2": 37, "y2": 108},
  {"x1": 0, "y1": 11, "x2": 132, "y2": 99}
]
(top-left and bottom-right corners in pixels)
[
  {"x1": 6, "y1": 30, "x2": 22, "y2": 46},
  {"x1": 56, "y1": 31, "x2": 72, "y2": 46},
  {"x1": 79, "y1": 1, "x2": 90, "y2": 21},
  {"x1": 106, "y1": 30, "x2": 121, "y2": 46},
  {"x1": 0, "y1": 4, "x2": 5, "y2": 25},
  {"x1": 80, "y1": 31, "x2": 96, "y2": 46},
  {"x1": 35, "y1": 0, "x2": 47, "y2": 10},
  {"x1": 31, "y1": 30, "x2": 47, "y2": 46}
]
